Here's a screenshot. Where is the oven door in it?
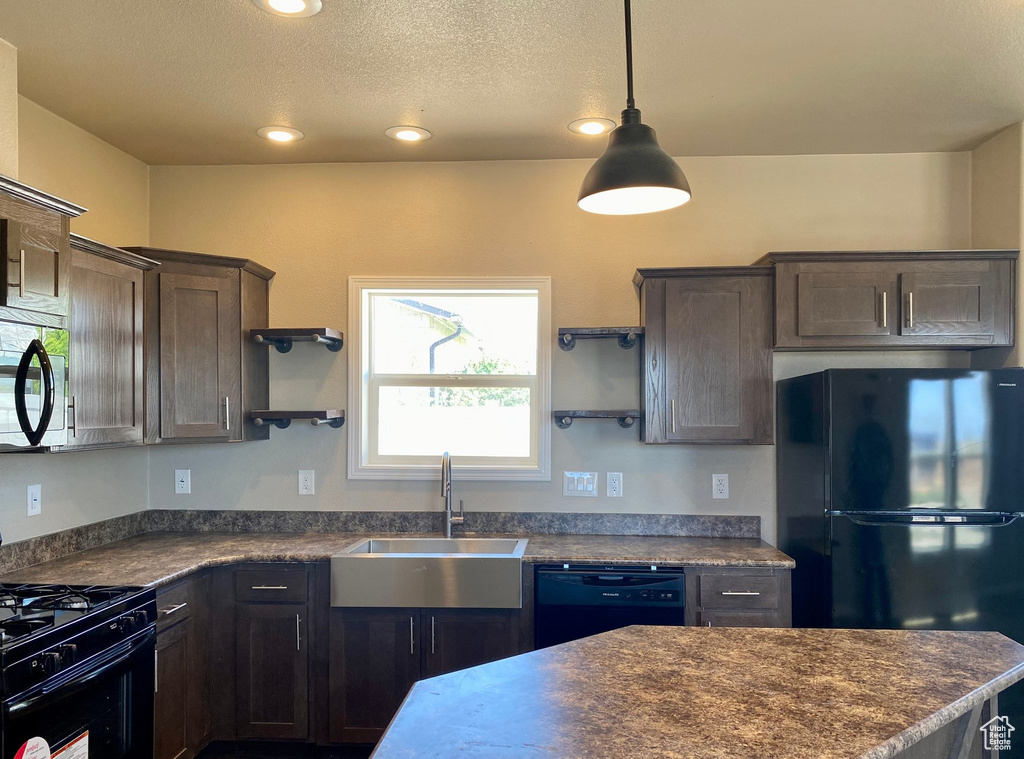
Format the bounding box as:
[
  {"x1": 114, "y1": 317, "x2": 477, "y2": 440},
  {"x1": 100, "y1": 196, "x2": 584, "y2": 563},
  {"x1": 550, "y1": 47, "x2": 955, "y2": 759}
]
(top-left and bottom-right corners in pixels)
[
  {"x1": 0, "y1": 324, "x2": 68, "y2": 450},
  {"x1": 2, "y1": 629, "x2": 155, "y2": 759}
]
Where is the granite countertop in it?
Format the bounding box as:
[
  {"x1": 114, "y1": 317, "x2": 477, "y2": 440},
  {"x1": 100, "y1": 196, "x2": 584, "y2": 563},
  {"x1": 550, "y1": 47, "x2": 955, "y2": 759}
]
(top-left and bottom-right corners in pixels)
[
  {"x1": 373, "y1": 626, "x2": 1024, "y2": 759},
  {"x1": 0, "y1": 531, "x2": 793, "y2": 588}
]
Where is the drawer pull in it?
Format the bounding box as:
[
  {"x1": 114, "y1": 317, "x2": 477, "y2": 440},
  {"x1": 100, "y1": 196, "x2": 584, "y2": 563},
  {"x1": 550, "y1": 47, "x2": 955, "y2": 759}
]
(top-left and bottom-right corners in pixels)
[
  {"x1": 251, "y1": 585, "x2": 289, "y2": 590},
  {"x1": 18, "y1": 248, "x2": 26, "y2": 298},
  {"x1": 160, "y1": 602, "x2": 188, "y2": 616},
  {"x1": 720, "y1": 591, "x2": 761, "y2": 596},
  {"x1": 296, "y1": 614, "x2": 302, "y2": 651}
]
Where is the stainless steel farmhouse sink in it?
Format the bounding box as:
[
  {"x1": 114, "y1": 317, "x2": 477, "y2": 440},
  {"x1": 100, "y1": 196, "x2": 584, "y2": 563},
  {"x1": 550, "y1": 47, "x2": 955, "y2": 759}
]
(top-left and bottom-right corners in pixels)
[{"x1": 330, "y1": 538, "x2": 528, "y2": 609}]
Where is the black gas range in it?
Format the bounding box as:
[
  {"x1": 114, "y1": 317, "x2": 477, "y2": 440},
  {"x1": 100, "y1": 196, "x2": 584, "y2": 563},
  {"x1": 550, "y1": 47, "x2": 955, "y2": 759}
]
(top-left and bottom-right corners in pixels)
[{"x1": 0, "y1": 583, "x2": 156, "y2": 759}]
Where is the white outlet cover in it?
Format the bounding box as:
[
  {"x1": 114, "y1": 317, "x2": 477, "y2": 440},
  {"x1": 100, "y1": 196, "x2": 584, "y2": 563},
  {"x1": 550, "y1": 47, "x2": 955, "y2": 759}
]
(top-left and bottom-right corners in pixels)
[
  {"x1": 175, "y1": 469, "x2": 191, "y2": 495},
  {"x1": 298, "y1": 470, "x2": 315, "y2": 495},
  {"x1": 712, "y1": 473, "x2": 729, "y2": 500},
  {"x1": 607, "y1": 472, "x2": 623, "y2": 498},
  {"x1": 26, "y1": 484, "x2": 41, "y2": 516}
]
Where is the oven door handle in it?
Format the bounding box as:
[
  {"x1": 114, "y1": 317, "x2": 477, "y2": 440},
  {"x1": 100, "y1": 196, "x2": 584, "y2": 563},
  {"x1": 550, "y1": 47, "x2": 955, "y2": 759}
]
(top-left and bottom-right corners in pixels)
[
  {"x1": 14, "y1": 339, "x2": 55, "y2": 447},
  {"x1": 8, "y1": 629, "x2": 154, "y2": 715}
]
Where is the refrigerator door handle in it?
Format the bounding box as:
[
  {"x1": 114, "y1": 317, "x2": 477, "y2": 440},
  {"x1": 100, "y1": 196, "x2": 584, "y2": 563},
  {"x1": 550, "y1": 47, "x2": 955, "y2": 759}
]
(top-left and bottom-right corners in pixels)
[{"x1": 841, "y1": 513, "x2": 1020, "y2": 528}]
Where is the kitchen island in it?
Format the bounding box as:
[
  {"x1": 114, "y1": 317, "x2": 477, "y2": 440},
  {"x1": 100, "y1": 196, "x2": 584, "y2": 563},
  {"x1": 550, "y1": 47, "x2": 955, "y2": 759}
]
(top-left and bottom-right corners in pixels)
[{"x1": 373, "y1": 626, "x2": 1024, "y2": 759}]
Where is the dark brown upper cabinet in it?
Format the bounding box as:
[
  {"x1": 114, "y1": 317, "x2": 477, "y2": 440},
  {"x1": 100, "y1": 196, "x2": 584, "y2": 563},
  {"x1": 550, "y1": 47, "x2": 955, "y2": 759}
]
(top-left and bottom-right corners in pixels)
[
  {"x1": 61, "y1": 236, "x2": 156, "y2": 449},
  {"x1": 635, "y1": 267, "x2": 774, "y2": 445},
  {"x1": 761, "y1": 251, "x2": 1017, "y2": 349},
  {"x1": 0, "y1": 175, "x2": 86, "y2": 328},
  {"x1": 125, "y1": 247, "x2": 274, "y2": 444}
]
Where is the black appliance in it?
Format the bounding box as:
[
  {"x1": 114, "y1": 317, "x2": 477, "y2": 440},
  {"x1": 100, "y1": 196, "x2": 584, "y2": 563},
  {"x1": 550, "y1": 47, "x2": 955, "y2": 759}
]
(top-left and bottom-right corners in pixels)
[
  {"x1": 0, "y1": 322, "x2": 69, "y2": 451},
  {"x1": 0, "y1": 583, "x2": 156, "y2": 759},
  {"x1": 777, "y1": 368, "x2": 1024, "y2": 725},
  {"x1": 534, "y1": 565, "x2": 685, "y2": 649}
]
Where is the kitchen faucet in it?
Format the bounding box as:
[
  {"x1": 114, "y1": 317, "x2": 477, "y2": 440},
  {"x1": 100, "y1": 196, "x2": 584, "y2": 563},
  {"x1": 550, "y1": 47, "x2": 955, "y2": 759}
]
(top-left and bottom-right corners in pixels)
[{"x1": 440, "y1": 451, "x2": 464, "y2": 538}]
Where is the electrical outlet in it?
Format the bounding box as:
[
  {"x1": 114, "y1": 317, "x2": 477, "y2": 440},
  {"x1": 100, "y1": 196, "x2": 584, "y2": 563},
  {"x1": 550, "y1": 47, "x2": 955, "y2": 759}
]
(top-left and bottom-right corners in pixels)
[
  {"x1": 26, "y1": 484, "x2": 41, "y2": 516},
  {"x1": 563, "y1": 471, "x2": 598, "y2": 498},
  {"x1": 607, "y1": 472, "x2": 623, "y2": 498},
  {"x1": 712, "y1": 473, "x2": 729, "y2": 500},
  {"x1": 298, "y1": 470, "x2": 315, "y2": 495},
  {"x1": 175, "y1": 469, "x2": 191, "y2": 495}
]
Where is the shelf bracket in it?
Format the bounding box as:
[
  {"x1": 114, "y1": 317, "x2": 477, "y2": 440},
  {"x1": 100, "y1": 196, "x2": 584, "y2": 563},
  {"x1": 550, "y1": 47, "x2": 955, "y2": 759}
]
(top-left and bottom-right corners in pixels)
[{"x1": 253, "y1": 335, "x2": 294, "y2": 354}]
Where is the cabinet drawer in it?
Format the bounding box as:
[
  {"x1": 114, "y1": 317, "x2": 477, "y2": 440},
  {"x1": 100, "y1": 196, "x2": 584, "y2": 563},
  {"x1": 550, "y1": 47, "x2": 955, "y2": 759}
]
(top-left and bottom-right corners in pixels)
[
  {"x1": 235, "y1": 569, "x2": 307, "y2": 603},
  {"x1": 697, "y1": 610, "x2": 782, "y2": 628},
  {"x1": 697, "y1": 573, "x2": 779, "y2": 610},
  {"x1": 156, "y1": 580, "x2": 196, "y2": 631}
]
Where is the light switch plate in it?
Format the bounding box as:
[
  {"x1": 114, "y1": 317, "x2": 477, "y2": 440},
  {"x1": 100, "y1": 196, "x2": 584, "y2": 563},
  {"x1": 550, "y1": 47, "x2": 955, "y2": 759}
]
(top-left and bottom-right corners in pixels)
[
  {"x1": 175, "y1": 470, "x2": 191, "y2": 495},
  {"x1": 563, "y1": 471, "x2": 598, "y2": 498},
  {"x1": 26, "y1": 484, "x2": 41, "y2": 516},
  {"x1": 298, "y1": 470, "x2": 315, "y2": 495}
]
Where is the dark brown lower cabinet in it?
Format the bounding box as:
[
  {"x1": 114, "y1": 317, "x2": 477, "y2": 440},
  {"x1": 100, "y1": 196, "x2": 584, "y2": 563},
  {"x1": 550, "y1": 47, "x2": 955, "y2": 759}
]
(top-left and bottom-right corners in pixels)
[
  {"x1": 154, "y1": 576, "x2": 210, "y2": 759},
  {"x1": 329, "y1": 607, "x2": 522, "y2": 744},
  {"x1": 235, "y1": 601, "x2": 309, "y2": 740},
  {"x1": 421, "y1": 608, "x2": 521, "y2": 678},
  {"x1": 684, "y1": 567, "x2": 792, "y2": 628}
]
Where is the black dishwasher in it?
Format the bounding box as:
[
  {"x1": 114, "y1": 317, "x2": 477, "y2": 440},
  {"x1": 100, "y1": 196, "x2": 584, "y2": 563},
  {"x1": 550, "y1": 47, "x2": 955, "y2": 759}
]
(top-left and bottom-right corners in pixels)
[{"x1": 534, "y1": 565, "x2": 685, "y2": 648}]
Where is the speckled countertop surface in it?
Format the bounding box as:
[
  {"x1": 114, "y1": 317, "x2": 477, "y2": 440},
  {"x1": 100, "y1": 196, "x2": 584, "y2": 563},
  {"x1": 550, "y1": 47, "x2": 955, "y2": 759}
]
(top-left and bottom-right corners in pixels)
[
  {"x1": 0, "y1": 531, "x2": 793, "y2": 588},
  {"x1": 373, "y1": 626, "x2": 1024, "y2": 759}
]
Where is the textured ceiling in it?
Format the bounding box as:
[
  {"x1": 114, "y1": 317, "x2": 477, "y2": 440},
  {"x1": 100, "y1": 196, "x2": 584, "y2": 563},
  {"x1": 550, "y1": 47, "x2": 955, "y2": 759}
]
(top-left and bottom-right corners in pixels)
[{"x1": 1, "y1": 0, "x2": 1024, "y2": 165}]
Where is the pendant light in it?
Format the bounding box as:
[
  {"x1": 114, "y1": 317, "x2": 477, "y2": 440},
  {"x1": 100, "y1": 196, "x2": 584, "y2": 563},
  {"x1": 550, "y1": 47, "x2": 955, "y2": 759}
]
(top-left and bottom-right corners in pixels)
[{"x1": 578, "y1": 0, "x2": 692, "y2": 215}]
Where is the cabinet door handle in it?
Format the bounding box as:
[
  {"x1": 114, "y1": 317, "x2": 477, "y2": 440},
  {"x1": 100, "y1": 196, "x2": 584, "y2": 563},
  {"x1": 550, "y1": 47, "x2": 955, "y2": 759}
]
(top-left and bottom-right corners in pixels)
[
  {"x1": 706, "y1": 620, "x2": 712, "y2": 627},
  {"x1": 69, "y1": 396, "x2": 77, "y2": 437},
  {"x1": 409, "y1": 616, "x2": 415, "y2": 655},
  {"x1": 670, "y1": 399, "x2": 676, "y2": 434},
  {"x1": 296, "y1": 614, "x2": 301, "y2": 651},
  {"x1": 250, "y1": 585, "x2": 288, "y2": 591},
  {"x1": 880, "y1": 292, "x2": 887, "y2": 328},
  {"x1": 431, "y1": 615, "x2": 435, "y2": 654},
  {"x1": 160, "y1": 602, "x2": 188, "y2": 616},
  {"x1": 721, "y1": 591, "x2": 761, "y2": 596},
  {"x1": 224, "y1": 396, "x2": 230, "y2": 431},
  {"x1": 154, "y1": 648, "x2": 159, "y2": 693},
  {"x1": 907, "y1": 292, "x2": 914, "y2": 328},
  {"x1": 18, "y1": 248, "x2": 26, "y2": 298}
]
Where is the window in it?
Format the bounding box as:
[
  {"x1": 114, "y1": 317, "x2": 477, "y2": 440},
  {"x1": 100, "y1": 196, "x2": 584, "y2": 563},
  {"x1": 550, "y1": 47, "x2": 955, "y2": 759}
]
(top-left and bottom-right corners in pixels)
[{"x1": 348, "y1": 277, "x2": 551, "y2": 480}]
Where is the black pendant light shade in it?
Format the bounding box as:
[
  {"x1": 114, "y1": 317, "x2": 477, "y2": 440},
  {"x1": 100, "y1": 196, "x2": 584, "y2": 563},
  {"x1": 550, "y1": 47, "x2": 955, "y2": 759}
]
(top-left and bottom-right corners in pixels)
[
  {"x1": 578, "y1": 1, "x2": 692, "y2": 215},
  {"x1": 577, "y1": 108, "x2": 691, "y2": 215}
]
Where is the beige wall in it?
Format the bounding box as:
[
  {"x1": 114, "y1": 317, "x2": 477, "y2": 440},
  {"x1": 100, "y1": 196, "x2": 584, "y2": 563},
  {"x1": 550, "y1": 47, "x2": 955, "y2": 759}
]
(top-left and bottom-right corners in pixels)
[
  {"x1": 146, "y1": 152, "x2": 972, "y2": 543},
  {"x1": 0, "y1": 39, "x2": 18, "y2": 178},
  {"x1": 18, "y1": 96, "x2": 149, "y2": 245},
  {"x1": 0, "y1": 97, "x2": 150, "y2": 545},
  {"x1": 970, "y1": 124, "x2": 1024, "y2": 367}
]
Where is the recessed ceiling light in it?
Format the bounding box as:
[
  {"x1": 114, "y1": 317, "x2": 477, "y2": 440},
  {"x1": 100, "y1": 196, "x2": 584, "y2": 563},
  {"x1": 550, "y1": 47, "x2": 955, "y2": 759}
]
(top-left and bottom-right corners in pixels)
[
  {"x1": 385, "y1": 126, "x2": 432, "y2": 142},
  {"x1": 568, "y1": 118, "x2": 616, "y2": 136},
  {"x1": 252, "y1": 0, "x2": 322, "y2": 17},
  {"x1": 257, "y1": 126, "x2": 304, "y2": 143}
]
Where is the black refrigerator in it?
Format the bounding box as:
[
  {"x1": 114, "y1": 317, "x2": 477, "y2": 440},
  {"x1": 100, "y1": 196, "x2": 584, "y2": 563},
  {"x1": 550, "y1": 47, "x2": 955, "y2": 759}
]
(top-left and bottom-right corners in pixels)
[{"x1": 777, "y1": 368, "x2": 1024, "y2": 723}]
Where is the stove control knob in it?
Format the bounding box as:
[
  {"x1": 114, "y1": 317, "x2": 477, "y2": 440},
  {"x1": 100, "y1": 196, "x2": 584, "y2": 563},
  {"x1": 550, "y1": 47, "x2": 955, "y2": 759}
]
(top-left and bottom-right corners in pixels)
[
  {"x1": 59, "y1": 643, "x2": 78, "y2": 666},
  {"x1": 134, "y1": 610, "x2": 149, "y2": 626},
  {"x1": 119, "y1": 615, "x2": 138, "y2": 635},
  {"x1": 39, "y1": 651, "x2": 62, "y2": 676}
]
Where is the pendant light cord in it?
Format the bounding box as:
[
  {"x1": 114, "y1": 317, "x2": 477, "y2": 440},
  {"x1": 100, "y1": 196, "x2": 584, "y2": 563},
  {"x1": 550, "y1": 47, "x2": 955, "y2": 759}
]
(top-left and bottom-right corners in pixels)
[{"x1": 624, "y1": 0, "x2": 635, "y2": 109}]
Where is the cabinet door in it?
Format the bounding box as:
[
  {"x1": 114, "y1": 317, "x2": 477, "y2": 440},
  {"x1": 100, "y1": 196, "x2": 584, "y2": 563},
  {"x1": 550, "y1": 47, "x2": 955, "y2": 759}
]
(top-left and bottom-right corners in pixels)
[
  {"x1": 235, "y1": 602, "x2": 309, "y2": 739},
  {"x1": 900, "y1": 265, "x2": 996, "y2": 338},
  {"x1": 421, "y1": 609, "x2": 521, "y2": 679},
  {"x1": 645, "y1": 274, "x2": 772, "y2": 444},
  {"x1": 1, "y1": 218, "x2": 70, "y2": 318},
  {"x1": 328, "y1": 608, "x2": 421, "y2": 744},
  {"x1": 155, "y1": 620, "x2": 194, "y2": 759},
  {"x1": 158, "y1": 272, "x2": 239, "y2": 440},
  {"x1": 66, "y1": 248, "x2": 144, "y2": 447},
  {"x1": 796, "y1": 271, "x2": 896, "y2": 337}
]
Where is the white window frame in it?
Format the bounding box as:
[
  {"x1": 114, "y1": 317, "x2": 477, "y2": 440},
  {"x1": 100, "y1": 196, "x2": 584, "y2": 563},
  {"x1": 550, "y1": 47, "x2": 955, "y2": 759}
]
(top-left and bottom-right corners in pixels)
[{"x1": 347, "y1": 276, "x2": 551, "y2": 481}]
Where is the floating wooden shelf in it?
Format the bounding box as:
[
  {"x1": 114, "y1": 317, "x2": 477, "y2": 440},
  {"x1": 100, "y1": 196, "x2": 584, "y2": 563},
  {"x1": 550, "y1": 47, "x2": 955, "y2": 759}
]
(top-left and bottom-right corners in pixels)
[
  {"x1": 251, "y1": 328, "x2": 343, "y2": 353},
  {"x1": 249, "y1": 409, "x2": 346, "y2": 429},
  {"x1": 553, "y1": 410, "x2": 640, "y2": 429},
  {"x1": 557, "y1": 327, "x2": 643, "y2": 351}
]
